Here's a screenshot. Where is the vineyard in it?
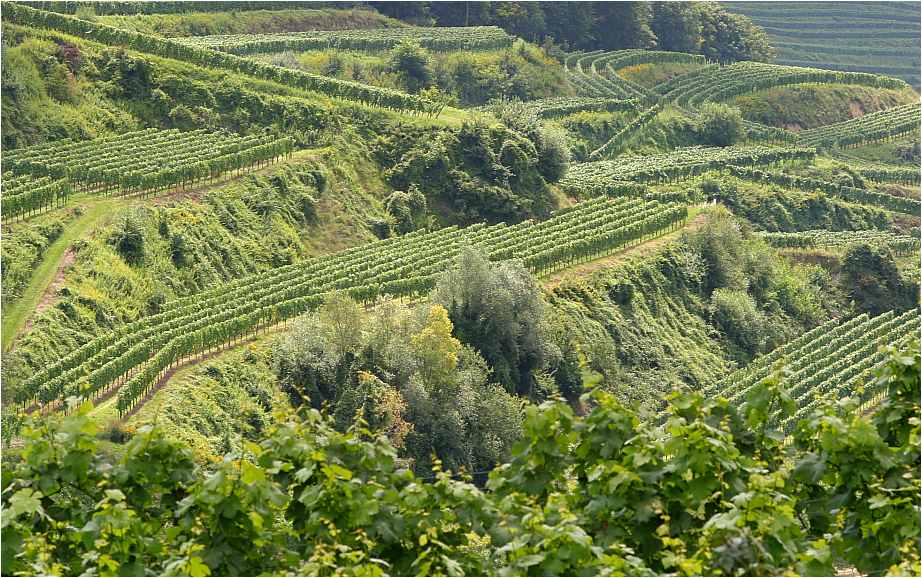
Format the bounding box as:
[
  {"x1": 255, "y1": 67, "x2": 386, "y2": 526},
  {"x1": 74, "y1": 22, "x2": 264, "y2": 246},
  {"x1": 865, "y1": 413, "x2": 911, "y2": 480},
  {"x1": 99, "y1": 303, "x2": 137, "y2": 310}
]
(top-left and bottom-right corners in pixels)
[
  {"x1": 726, "y1": 165, "x2": 921, "y2": 214},
  {"x1": 175, "y1": 26, "x2": 514, "y2": 54},
  {"x1": 2, "y1": 4, "x2": 921, "y2": 575},
  {"x1": 1, "y1": 129, "x2": 293, "y2": 220},
  {"x1": 0, "y1": 174, "x2": 72, "y2": 221},
  {"x1": 758, "y1": 229, "x2": 921, "y2": 254},
  {"x1": 504, "y1": 97, "x2": 638, "y2": 119},
  {"x1": 725, "y1": 2, "x2": 922, "y2": 89},
  {"x1": 1, "y1": 3, "x2": 443, "y2": 116},
  {"x1": 565, "y1": 51, "x2": 655, "y2": 101},
  {"x1": 796, "y1": 103, "x2": 921, "y2": 148},
  {"x1": 587, "y1": 103, "x2": 662, "y2": 159},
  {"x1": 11, "y1": 197, "x2": 687, "y2": 417},
  {"x1": 656, "y1": 61, "x2": 908, "y2": 106},
  {"x1": 700, "y1": 309, "x2": 920, "y2": 433},
  {"x1": 560, "y1": 145, "x2": 815, "y2": 195}
]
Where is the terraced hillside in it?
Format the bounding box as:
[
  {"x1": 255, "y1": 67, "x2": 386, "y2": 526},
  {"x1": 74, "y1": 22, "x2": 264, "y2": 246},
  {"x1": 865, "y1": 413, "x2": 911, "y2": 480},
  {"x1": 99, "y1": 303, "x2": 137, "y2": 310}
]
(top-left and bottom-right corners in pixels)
[
  {"x1": 2, "y1": 3, "x2": 921, "y2": 575},
  {"x1": 724, "y1": 1, "x2": 922, "y2": 89}
]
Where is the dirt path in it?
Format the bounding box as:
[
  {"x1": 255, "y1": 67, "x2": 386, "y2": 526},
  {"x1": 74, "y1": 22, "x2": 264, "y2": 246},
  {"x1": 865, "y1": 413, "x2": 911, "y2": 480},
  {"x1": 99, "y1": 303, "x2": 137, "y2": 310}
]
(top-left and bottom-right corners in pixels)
[
  {"x1": 542, "y1": 206, "x2": 710, "y2": 290},
  {"x1": 21, "y1": 248, "x2": 76, "y2": 334},
  {"x1": 3, "y1": 150, "x2": 323, "y2": 354}
]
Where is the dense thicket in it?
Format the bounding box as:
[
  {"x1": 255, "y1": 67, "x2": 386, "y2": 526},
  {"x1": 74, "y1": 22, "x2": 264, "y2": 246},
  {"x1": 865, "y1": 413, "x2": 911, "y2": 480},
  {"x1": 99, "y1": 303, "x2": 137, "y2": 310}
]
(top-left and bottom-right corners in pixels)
[
  {"x1": 373, "y1": 120, "x2": 563, "y2": 223},
  {"x1": 371, "y1": 1, "x2": 774, "y2": 63}
]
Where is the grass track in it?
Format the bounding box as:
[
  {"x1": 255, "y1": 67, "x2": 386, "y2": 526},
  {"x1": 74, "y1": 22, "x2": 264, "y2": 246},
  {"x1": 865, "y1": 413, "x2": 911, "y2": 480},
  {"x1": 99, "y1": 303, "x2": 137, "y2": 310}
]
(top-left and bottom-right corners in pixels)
[{"x1": 2, "y1": 199, "x2": 118, "y2": 352}]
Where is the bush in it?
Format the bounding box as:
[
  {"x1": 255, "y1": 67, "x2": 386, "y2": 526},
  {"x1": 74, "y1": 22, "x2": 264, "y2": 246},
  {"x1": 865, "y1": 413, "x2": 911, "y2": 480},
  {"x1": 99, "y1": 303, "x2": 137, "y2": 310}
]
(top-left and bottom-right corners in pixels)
[
  {"x1": 388, "y1": 40, "x2": 433, "y2": 93},
  {"x1": 841, "y1": 243, "x2": 919, "y2": 316},
  {"x1": 111, "y1": 212, "x2": 146, "y2": 266},
  {"x1": 709, "y1": 288, "x2": 771, "y2": 356},
  {"x1": 696, "y1": 102, "x2": 743, "y2": 147}
]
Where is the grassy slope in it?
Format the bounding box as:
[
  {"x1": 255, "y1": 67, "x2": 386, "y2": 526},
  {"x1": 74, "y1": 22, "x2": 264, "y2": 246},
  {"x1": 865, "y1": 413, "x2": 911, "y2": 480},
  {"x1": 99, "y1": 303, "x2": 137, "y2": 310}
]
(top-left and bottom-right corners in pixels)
[
  {"x1": 1, "y1": 199, "x2": 117, "y2": 351},
  {"x1": 731, "y1": 84, "x2": 919, "y2": 130},
  {"x1": 94, "y1": 206, "x2": 710, "y2": 451},
  {"x1": 3, "y1": 21, "x2": 465, "y2": 150}
]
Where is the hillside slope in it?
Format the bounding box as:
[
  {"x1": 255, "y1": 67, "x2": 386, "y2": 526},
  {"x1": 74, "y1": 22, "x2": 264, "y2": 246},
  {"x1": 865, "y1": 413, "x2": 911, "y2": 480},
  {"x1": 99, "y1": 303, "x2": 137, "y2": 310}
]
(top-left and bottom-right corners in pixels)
[{"x1": 724, "y1": 1, "x2": 922, "y2": 89}]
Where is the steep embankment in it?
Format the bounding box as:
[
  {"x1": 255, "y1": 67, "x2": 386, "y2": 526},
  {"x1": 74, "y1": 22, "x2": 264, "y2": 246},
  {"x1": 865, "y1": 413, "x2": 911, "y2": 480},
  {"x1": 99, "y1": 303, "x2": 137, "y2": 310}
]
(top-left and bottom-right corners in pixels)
[
  {"x1": 731, "y1": 84, "x2": 919, "y2": 130},
  {"x1": 2, "y1": 147, "x2": 391, "y2": 388},
  {"x1": 547, "y1": 210, "x2": 839, "y2": 412}
]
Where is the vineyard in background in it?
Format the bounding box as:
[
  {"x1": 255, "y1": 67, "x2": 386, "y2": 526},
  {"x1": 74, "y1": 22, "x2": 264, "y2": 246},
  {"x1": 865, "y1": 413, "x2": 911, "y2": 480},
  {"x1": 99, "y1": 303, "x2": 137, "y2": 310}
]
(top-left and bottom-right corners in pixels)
[
  {"x1": 726, "y1": 165, "x2": 921, "y2": 214},
  {"x1": 656, "y1": 61, "x2": 908, "y2": 107},
  {"x1": 497, "y1": 97, "x2": 638, "y2": 119},
  {"x1": 175, "y1": 26, "x2": 514, "y2": 54},
  {"x1": 1, "y1": 3, "x2": 443, "y2": 116},
  {"x1": 725, "y1": 1, "x2": 922, "y2": 89},
  {"x1": 758, "y1": 230, "x2": 921, "y2": 254},
  {"x1": 796, "y1": 103, "x2": 920, "y2": 148},
  {"x1": 560, "y1": 145, "x2": 815, "y2": 195}
]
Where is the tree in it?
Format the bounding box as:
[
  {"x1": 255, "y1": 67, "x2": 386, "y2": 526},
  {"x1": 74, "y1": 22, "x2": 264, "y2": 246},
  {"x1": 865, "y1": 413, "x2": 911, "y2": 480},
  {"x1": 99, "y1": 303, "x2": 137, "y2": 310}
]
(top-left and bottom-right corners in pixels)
[
  {"x1": 841, "y1": 243, "x2": 919, "y2": 316},
  {"x1": 388, "y1": 40, "x2": 434, "y2": 94},
  {"x1": 410, "y1": 305, "x2": 462, "y2": 389},
  {"x1": 696, "y1": 102, "x2": 743, "y2": 147},
  {"x1": 368, "y1": 1, "x2": 433, "y2": 25},
  {"x1": 385, "y1": 185, "x2": 428, "y2": 234},
  {"x1": 490, "y1": 1, "x2": 547, "y2": 42},
  {"x1": 696, "y1": 2, "x2": 775, "y2": 63},
  {"x1": 593, "y1": 2, "x2": 656, "y2": 50},
  {"x1": 539, "y1": 2, "x2": 596, "y2": 50},
  {"x1": 111, "y1": 211, "x2": 146, "y2": 265},
  {"x1": 434, "y1": 247, "x2": 560, "y2": 397},
  {"x1": 709, "y1": 288, "x2": 773, "y2": 357},
  {"x1": 318, "y1": 291, "x2": 364, "y2": 362},
  {"x1": 651, "y1": 2, "x2": 702, "y2": 53},
  {"x1": 429, "y1": 1, "x2": 493, "y2": 26}
]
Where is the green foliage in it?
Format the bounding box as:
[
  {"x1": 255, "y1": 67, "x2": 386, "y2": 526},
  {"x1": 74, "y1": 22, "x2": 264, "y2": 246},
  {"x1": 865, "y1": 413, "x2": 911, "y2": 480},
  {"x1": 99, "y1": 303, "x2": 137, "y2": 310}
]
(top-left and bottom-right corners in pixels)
[
  {"x1": 694, "y1": 2, "x2": 775, "y2": 63},
  {"x1": 272, "y1": 295, "x2": 525, "y2": 476},
  {"x1": 651, "y1": 2, "x2": 702, "y2": 53},
  {"x1": 385, "y1": 185, "x2": 428, "y2": 234},
  {"x1": 715, "y1": 177, "x2": 892, "y2": 233},
  {"x1": 387, "y1": 40, "x2": 434, "y2": 94},
  {"x1": 94, "y1": 7, "x2": 402, "y2": 36},
  {"x1": 3, "y1": 341, "x2": 918, "y2": 576},
  {"x1": 548, "y1": 211, "x2": 832, "y2": 405},
  {"x1": 709, "y1": 288, "x2": 776, "y2": 357},
  {"x1": 110, "y1": 210, "x2": 146, "y2": 266},
  {"x1": 791, "y1": 339, "x2": 921, "y2": 575},
  {"x1": 375, "y1": 120, "x2": 558, "y2": 223},
  {"x1": 841, "y1": 242, "x2": 919, "y2": 316},
  {"x1": 7, "y1": 158, "x2": 370, "y2": 387},
  {"x1": 434, "y1": 247, "x2": 560, "y2": 399},
  {"x1": 696, "y1": 102, "x2": 743, "y2": 147},
  {"x1": 733, "y1": 84, "x2": 918, "y2": 131},
  {"x1": 128, "y1": 346, "x2": 284, "y2": 460},
  {"x1": 0, "y1": 213, "x2": 69, "y2": 305}
]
